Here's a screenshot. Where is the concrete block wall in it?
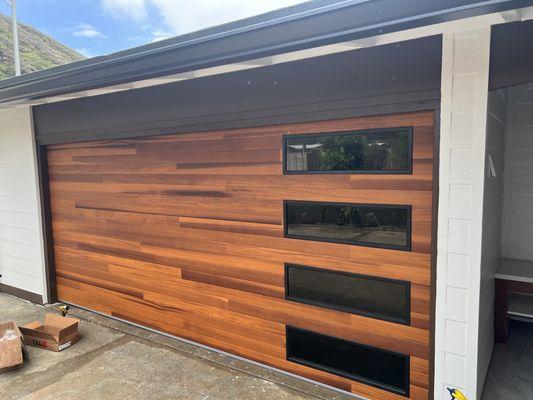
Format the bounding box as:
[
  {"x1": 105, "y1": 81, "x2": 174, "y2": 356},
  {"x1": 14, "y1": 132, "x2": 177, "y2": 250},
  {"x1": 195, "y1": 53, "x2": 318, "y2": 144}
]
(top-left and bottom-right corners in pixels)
[
  {"x1": 0, "y1": 106, "x2": 47, "y2": 301},
  {"x1": 435, "y1": 27, "x2": 491, "y2": 400}
]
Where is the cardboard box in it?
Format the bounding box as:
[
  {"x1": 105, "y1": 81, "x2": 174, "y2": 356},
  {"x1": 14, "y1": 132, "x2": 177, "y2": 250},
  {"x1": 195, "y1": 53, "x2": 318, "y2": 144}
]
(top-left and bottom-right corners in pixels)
[
  {"x1": 0, "y1": 321, "x2": 26, "y2": 373},
  {"x1": 20, "y1": 313, "x2": 80, "y2": 352}
]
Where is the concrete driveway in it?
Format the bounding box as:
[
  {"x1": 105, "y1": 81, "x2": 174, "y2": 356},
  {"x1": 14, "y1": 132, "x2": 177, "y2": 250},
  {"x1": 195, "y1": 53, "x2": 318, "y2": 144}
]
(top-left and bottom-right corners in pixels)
[{"x1": 0, "y1": 293, "x2": 352, "y2": 400}]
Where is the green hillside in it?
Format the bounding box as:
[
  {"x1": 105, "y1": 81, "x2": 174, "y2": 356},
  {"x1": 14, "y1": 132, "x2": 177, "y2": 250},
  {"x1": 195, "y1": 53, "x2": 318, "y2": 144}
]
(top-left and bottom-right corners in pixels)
[{"x1": 0, "y1": 13, "x2": 84, "y2": 80}]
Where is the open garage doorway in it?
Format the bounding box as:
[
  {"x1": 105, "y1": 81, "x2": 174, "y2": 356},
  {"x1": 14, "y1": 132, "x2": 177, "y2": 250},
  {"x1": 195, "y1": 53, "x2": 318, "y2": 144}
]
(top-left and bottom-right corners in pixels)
[{"x1": 480, "y1": 19, "x2": 533, "y2": 400}]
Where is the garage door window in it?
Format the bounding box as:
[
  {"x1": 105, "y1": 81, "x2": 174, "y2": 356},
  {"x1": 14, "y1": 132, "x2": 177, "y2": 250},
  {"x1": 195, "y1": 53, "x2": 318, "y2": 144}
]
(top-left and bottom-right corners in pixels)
[
  {"x1": 283, "y1": 127, "x2": 412, "y2": 174},
  {"x1": 285, "y1": 264, "x2": 410, "y2": 324},
  {"x1": 286, "y1": 326, "x2": 409, "y2": 396},
  {"x1": 284, "y1": 201, "x2": 411, "y2": 250}
]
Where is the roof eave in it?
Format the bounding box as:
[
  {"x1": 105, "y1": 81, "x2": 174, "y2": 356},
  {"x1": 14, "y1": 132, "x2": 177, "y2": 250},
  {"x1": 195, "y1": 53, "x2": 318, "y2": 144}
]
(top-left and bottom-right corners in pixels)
[{"x1": 0, "y1": 0, "x2": 531, "y2": 104}]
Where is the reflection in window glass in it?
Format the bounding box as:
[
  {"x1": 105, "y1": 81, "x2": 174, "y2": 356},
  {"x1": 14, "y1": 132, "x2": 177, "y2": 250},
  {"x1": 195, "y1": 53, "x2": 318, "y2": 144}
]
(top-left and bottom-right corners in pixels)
[
  {"x1": 285, "y1": 264, "x2": 410, "y2": 323},
  {"x1": 284, "y1": 128, "x2": 412, "y2": 173},
  {"x1": 285, "y1": 202, "x2": 410, "y2": 250},
  {"x1": 287, "y1": 326, "x2": 409, "y2": 396}
]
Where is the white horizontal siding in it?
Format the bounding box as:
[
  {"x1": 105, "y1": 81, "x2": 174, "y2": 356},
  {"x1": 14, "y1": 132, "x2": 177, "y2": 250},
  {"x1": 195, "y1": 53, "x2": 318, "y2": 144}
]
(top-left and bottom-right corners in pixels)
[
  {"x1": 0, "y1": 193, "x2": 40, "y2": 213},
  {"x1": 0, "y1": 106, "x2": 46, "y2": 300},
  {"x1": 0, "y1": 224, "x2": 40, "y2": 246},
  {"x1": 0, "y1": 269, "x2": 43, "y2": 294},
  {"x1": 0, "y1": 254, "x2": 42, "y2": 280},
  {"x1": 0, "y1": 210, "x2": 39, "y2": 230}
]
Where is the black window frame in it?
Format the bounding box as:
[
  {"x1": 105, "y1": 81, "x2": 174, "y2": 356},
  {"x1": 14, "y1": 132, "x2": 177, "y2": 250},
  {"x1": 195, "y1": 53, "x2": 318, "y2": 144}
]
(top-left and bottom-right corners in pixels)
[
  {"x1": 282, "y1": 127, "x2": 414, "y2": 175},
  {"x1": 283, "y1": 200, "x2": 412, "y2": 251},
  {"x1": 286, "y1": 326, "x2": 410, "y2": 397},
  {"x1": 285, "y1": 263, "x2": 411, "y2": 325}
]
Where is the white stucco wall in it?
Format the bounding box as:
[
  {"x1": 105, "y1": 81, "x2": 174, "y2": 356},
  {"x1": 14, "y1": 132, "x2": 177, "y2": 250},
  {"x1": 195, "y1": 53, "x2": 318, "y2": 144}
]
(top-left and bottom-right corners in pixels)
[
  {"x1": 435, "y1": 27, "x2": 491, "y2": 400},
  {"x1": 0, "y1": 106, "x2": 47, "y2": 301}
]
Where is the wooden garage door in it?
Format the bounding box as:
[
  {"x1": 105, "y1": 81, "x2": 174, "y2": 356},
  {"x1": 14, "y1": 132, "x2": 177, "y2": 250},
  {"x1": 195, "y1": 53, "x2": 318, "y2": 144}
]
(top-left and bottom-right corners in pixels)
[{"x1": 48, "y1": 111, "x2": 435, "y2": 400}]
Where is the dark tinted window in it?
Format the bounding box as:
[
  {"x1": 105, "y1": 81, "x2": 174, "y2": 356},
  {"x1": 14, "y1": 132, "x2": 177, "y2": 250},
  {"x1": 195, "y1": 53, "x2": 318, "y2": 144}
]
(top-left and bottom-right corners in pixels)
[
  {"x1": 286, "y1": 264, "x2": 410, "y2": 324},
  {"x1": 287, "y1": 327, "x2": 409, "y2": 396},
  {"x1": 285, "y1": 202, "x2": 411, "y2": 250},
  {"x1": 284, "y1": 128, "x2": 412, "y2": 174}
]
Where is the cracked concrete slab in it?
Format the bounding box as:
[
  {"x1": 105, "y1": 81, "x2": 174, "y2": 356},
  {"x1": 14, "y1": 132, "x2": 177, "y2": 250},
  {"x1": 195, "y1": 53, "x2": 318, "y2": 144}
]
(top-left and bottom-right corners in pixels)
[{"x1": 0, "y1": 294, "x2": 354, "y2": 400}]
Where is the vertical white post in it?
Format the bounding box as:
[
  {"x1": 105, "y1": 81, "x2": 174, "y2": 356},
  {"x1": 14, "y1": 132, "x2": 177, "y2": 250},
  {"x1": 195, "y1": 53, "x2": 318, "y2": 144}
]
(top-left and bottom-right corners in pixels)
[
  {"x1": 435, "y1": 27, "x2": 491, "y2": 400},
  {"x1": 9, "y1": 0, "x2": 21, "y2": 76}
]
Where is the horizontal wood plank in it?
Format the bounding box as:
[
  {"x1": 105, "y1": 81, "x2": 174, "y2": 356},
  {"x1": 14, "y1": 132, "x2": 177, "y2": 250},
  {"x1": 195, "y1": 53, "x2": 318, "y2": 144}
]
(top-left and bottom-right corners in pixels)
[{"x1": 49, "y1": 111, "x2": 435, "y2": 399}]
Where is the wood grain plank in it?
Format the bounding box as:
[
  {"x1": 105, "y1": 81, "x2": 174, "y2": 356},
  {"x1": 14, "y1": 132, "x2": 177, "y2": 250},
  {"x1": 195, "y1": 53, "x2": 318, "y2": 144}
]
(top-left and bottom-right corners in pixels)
[{"x1": 49, "y1": 111, "x2": 435, "y2": 399}]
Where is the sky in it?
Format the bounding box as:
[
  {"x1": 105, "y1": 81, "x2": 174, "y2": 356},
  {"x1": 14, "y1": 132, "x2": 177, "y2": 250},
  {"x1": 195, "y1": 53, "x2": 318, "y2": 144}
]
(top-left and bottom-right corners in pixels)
[{"x1": 0, "y1": 0, "x2": 307, "y2": 58}]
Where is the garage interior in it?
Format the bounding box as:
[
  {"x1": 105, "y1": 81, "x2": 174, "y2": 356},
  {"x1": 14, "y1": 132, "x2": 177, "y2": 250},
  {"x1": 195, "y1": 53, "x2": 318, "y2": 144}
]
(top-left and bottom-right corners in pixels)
[{"x1": 479, "y1": 20, "x2": 533, "y2": 400}]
